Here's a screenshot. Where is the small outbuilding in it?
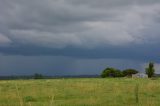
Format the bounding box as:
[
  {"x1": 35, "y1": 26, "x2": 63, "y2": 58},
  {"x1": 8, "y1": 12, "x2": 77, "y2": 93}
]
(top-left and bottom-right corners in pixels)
[{"x1": 132, "y1": 73, "x2": 148, "y2": 78}]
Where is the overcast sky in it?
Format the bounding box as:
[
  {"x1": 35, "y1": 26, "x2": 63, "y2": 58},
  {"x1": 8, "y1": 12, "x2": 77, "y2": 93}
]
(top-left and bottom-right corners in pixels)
[{"x1": 0, "y1": 0, "x2": 160, "y2": 75}]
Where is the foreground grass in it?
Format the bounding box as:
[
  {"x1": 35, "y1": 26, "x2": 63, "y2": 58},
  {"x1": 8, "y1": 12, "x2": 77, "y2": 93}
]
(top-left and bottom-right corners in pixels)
[{"x1": 0, "y1": 78, "x2": 160, "y2": 106}]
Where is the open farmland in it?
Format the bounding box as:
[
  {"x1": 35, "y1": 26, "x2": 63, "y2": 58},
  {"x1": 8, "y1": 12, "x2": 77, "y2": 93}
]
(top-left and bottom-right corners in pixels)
[{"x1": 0, "y1": 78, "x2": 160, "y2": 106}]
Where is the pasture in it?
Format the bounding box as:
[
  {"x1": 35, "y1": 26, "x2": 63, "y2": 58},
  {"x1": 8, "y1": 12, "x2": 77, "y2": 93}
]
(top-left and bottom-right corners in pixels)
[{"x1": 0, "y1": 78, "x2": 160, "y2": 106}]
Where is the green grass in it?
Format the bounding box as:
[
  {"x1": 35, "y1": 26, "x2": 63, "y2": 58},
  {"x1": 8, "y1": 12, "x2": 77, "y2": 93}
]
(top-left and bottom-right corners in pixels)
[{"x1": 0, "y1": 78, "x2": 160, "y2": 106}]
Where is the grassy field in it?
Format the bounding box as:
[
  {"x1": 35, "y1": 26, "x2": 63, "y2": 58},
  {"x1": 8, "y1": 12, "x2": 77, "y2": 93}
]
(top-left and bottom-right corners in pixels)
[{"x1": 0, "y1": 78, "x2": 160, "y2": 106}]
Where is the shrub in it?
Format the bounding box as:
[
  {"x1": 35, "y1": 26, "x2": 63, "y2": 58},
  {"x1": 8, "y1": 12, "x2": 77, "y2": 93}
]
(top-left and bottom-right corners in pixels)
[
  {"x1": 33, "y1": 73, "x2": 44, "y2": 79},
  {"x1": 24, "y1": 96, "x2": 36, "y2": 102}
]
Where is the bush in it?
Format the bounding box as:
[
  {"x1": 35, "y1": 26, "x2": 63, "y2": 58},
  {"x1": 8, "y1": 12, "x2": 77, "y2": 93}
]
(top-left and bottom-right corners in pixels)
[
  {"x1": 33, "y1": 73, "x2": 44, "y2": 79},
  {"x1": 24, "y1": 96, "x2": 36, "y2": 102}
]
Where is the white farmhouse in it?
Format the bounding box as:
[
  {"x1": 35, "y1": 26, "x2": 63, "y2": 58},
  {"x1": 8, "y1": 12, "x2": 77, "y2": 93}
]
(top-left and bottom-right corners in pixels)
[{"x1": 132, "y1": 73, "x2": 148, "y2": 78}]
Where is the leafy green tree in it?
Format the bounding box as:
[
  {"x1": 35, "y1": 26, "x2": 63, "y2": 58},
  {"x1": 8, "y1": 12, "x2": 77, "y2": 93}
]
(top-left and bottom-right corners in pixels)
[
  {"x1": 145, "y1": 62, "x2": 155, "y2": 78},
  {"x1": 101, "y1": 67, "x2": 123, "y2": 78},
  {"x1": 122, "y1": 69, "x2": 138, "y2": 77},
  {"x1": 115, "y1": 69, "x2": 123, "y2": 77}
]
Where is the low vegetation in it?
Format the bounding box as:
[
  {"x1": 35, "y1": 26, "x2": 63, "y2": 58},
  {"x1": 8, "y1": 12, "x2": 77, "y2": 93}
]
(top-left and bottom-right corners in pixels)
[
  {"x1": 0, "y1": 78, "x2": 160, "y2": 106},
  {"x1": 33, "y1": 73, "x2": 44, "y2": 79}
]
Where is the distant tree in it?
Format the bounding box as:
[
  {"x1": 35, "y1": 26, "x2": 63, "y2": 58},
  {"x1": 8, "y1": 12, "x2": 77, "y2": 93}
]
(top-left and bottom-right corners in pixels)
[
  {"x1": 101, "y1": 67, "x2": 123, "y2": 78},
  {"x1": 33, "y1": 73, "x2": 44, "y2": 79},
  {"x1": 145, "y1": 62, "x2": 155, "y2": 78},
  {"x1": 115, "y1": 69, "x2": 123, "y2": 77},
  {"x1": 122, "y1": 69, "x2": 138, "y2": 77}
]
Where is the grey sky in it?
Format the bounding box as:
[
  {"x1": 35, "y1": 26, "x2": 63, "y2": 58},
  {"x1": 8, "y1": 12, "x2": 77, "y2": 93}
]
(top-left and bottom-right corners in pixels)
[{"x1": 0, "y1": 0, "x2": 160, "y2": 75}]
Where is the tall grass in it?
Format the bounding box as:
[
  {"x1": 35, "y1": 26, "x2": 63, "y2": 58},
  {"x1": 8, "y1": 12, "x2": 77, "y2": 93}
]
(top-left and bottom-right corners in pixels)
[
  {"x1": 135, "y1": 84, "x2": 139, "y2": 103},
  {"x1": 49, "y1": 90, "x2": 55, "y2": 106},
  {"x1": 15, "y1": 83, "x2": 23, "y2": 106}
]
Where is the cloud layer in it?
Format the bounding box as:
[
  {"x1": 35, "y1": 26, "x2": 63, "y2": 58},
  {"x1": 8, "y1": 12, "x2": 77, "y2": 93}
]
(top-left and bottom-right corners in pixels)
[
  {"x1": 0, "y1": 0, "x2": 160, "y2": 49},
  {"x1": 0, "y1": 0, "x2": 160, "y2": 75}
]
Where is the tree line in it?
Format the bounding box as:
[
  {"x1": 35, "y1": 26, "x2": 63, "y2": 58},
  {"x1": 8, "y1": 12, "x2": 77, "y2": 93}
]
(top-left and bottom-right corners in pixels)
[{"x1": 101, "y1": 62, "x2": 155, "y2": 78}]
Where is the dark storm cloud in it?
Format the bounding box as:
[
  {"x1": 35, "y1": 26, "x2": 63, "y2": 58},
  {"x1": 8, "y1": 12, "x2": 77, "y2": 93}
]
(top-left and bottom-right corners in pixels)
[
  {"x1": 0, "y1": 0, "x2": 160, "y2": 60},
  {"x1": 0, "y1": 43, "x2": 160, "y2": 62}
]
